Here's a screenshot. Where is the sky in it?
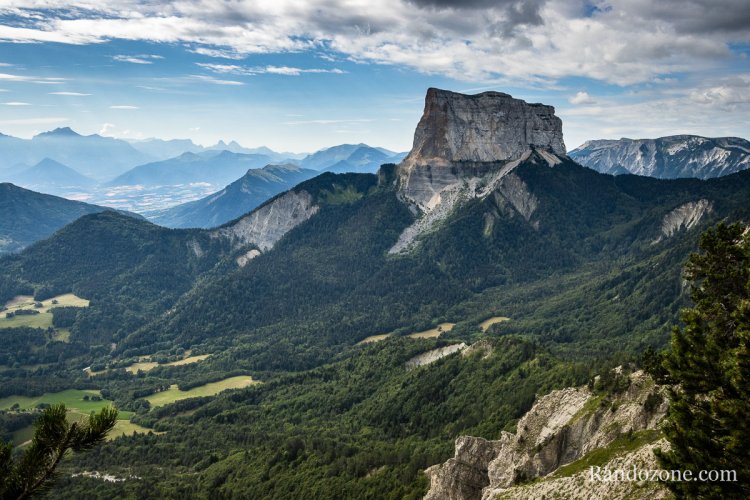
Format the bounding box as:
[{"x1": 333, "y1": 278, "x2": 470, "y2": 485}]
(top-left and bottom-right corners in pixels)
[{"x1": 0, "y1": 0, "x2": 748, "y2": 153}]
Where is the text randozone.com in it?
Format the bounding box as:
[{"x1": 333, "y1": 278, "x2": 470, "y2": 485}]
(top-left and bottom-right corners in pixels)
[{"x1": 590, "y1": 466, "x2": 737, "y2": 482}]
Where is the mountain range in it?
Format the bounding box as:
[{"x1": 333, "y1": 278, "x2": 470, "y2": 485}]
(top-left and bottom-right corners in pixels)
[
  {"x1": 569, "y1": 135, "x2": 750, "y2": 179},
  {"x1": 299, "y1": 143, "x2": 405, "y2": 172},
  {"x1": 106, "y1": 150, "x2": 277, "y2": 188},
  {"x1": 1, "y1": 88, "x2": 749, "y2": 497},
  {"x1": 0, "y1": 128, "x2": 151, "y2": 181}
]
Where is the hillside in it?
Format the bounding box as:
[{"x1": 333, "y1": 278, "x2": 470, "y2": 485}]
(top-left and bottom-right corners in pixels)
[
  {"x1": 0, "y1": 183, "x2": 122, "y2": 253},
  {"x1": 147, "y1": 164, "x2": 318, "y2": 229},
  {"x1": 569, "y1": 135, "x2": 750, "y2": 179}
]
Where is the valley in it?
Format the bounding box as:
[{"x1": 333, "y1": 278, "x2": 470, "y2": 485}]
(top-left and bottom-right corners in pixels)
[{"x1": 0, "y1": 88, "x2": 748, "y2": 498}]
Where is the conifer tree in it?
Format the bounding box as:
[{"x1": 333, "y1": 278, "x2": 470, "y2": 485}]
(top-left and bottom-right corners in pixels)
[
  {"x1": 657, "y1": 222, "x2": 750, "y2": 497},
  {"x1": 0, "y1": 404, "x2": 117, "y2": 499}
]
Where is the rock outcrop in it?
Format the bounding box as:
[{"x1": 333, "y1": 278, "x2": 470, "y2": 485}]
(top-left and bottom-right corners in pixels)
[
  {"x1": 389, "y1": 89, "x2": 566, "y2": 254},
  {"x1": 402, "y1": 88, "x2": 566, "y2": 169},
  {"x1": 659, "y1": 199, "x2": 713, "y2": 240},
  {"x1": 424, "y1": 371, "x2": 669, "y2": 500},
  {"x1": 212, "y1": 189, "x2": 319, "y2": 252},
  {"x1": 405, "y1": 343, "x2": 468, "y2": 369},
  {"x1": 569, "y1": 135, "x2": 750, "y2": 179}
]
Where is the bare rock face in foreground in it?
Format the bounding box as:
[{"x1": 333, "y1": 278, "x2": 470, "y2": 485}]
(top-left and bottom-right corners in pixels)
[{"x1": 423, "y1": 371, "x2": 669, "y2": 500}]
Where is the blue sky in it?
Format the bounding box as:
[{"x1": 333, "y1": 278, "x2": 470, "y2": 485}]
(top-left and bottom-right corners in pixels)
[{"x1": 0, "y1": 0, "x2": 748, "y2": 153}]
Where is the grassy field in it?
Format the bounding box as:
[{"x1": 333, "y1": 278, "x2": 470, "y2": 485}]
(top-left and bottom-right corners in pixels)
[
  {"x1": 125, "y1": 361, "x2": 159, "y2": 374},
  {"x1": 0, "y1": 293, "x2": 89, "y2": 333},
  {"x1": 407, "y1": 322, "x2": 456, "y2": 339},
  {"x1": 479, "y1": 316, "x2": 510, "y2": 332},
  {"x1": 109, "y1": 420, "x2": 160, "y2": 440},
  {"x1": 357, "y1": 333, "x2": 392, "y2": 345},
  {"x1": 0, "y1": 389, "x2": 120, "y2": 413},
  {"x1": 125, "y1": 354, "x2": 211, "y2": 374},
  {"x1": 0, "y1": 389, "x2": 153, "y2": 446},
  {"x1": 145, "y1": 376, "x2": 258, "y2": 407}
]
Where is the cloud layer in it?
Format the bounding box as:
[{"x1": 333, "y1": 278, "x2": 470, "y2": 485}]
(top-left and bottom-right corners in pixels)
[{"x1": 0, "y1": 0, "x2": 746, "y2": 85}]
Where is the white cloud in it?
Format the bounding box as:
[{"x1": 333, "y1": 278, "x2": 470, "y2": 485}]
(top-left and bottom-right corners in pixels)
[
  {"x1": 49, "y1": 91, "x2": 91, "y2": 96},
  {"x1": 113, "y1": 54, "x2": 163, "y2": 64},
  {"x1": 0, "y1": 0, "x2": 746, "y2": 86},
  {"x1": 0, "y1": 72, "x2": 66, "y2": 84},
  {"x1": 109, "y1": 105, "x2": 139, "y2": 109},
  {"x1": 189, "y1": 74, "x2": 244, "y2": 85},
  {"x1": 196, "y1": 63, "x2": 346, "y2": 76},
  {"x1": 569, "y1": 91, "x2": 595, "y2": 105},
  {"x1": 99, "y1": 122, "x2": 116, "y2": 135},
  {"x1": 190, "y1": 47, "x2": 245, "y2": 59},
  {"x1": 2, "y1": 101, "x2": 30, "y2": 106}
]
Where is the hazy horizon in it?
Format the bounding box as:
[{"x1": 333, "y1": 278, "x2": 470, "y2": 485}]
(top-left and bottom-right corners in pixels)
[{"x1": 0, "y1": 0, "x2": 748, "y2": 153}]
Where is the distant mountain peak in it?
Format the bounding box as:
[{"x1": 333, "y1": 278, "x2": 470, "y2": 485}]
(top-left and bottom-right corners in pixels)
[
  {"x1": 569, "y1": 135, "x2": 750, "y2": 179},
  {"x1": 34, "y1": 157, "x2": 67, "y2": 167},
  {"x1": 35, "y1": 127, "x2": 82, "y2": 138}
]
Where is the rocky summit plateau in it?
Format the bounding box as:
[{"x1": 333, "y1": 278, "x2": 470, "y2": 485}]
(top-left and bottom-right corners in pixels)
[{"x1": 397, "y1": 89, "x2": 566, "y2": 211}]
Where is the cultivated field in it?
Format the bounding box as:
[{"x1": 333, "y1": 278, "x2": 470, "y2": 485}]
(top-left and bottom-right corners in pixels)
[
  {"x1": 407, "y1": 322, "x2": 456, "y2": 339},
  {"x1": 145, "y1": 376, "x2": 257, "y2": 407},
  {"x1": 479, "y1": 316, "x2": 510, "y2": 332},
  {"x1": 0, "y1": 293, "x2": 89, "y2": 334},
  {"x1": 126, "y1": 354, "x2": 211, "y2": 374},
  {"x1": 0, "y1": 389, "x2": 146, "y2": 445},
  {"x1": 357, "y1": 333, "x2": 392, "y2": 344}
]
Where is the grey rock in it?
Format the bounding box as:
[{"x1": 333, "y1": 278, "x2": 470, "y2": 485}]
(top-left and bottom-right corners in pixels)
[
  {"x1": 423, "y1": 371, "x2": 669, "y2": 500},
  {"x1": 402, "y1": 88, "x2": 566, "y2": 168},
  {"x1": 389, "y1": 89, "x2": 565, "y2": 253},
  {"x1": 212, "y1": 189, "x2": 319, "y2": 252},
  {"x1": 658, "y1": 199, "x2": 713, "y2": 241}
]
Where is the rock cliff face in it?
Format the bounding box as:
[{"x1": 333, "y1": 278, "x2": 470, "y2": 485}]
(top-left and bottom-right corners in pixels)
[
  {"x1": 659, "y1": 199, "x2": 713, "y2": 240},
  {"x1": 569, "y1": 135, "x2": 750, "y2": 179},
  {"x1": 390, "y1": 89, "x2": 566, "y2": 253},
  {"x1": 424, "y1": 371, "x2": 669, "y2": 500},
  {"x1": 402, "y1": 88, "x2": 566, "y2": 170},
  {"x1": 211, "y1": 189, "x2": 319, "y2": 253}
]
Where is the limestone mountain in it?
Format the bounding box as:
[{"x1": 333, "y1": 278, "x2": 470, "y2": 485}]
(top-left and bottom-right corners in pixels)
[
  {"x1": 148, "y1": 163, "x2": 318, "y2": 229},
  {"x1": 569, "y1": 135, "x2": 750, "y2": 179}
]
